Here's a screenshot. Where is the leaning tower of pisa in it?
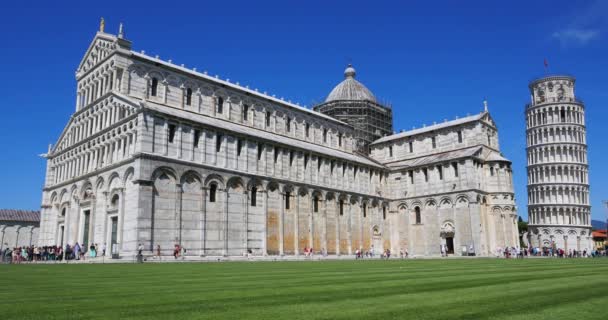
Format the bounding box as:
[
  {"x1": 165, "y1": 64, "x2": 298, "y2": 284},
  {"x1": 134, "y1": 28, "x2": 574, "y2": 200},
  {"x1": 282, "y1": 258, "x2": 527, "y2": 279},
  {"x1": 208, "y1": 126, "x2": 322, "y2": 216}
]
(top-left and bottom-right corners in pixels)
[{"x1": 526, "y1": 75, "x2": 592, "y2": 252}]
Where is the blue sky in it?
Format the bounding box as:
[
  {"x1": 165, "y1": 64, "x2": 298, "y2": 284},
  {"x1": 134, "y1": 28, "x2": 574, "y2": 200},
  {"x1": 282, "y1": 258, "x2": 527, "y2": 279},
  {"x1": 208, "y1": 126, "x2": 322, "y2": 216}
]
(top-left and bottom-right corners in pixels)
[{"x1": 0, "y1": 0, "x2": 606, "y2": 221}]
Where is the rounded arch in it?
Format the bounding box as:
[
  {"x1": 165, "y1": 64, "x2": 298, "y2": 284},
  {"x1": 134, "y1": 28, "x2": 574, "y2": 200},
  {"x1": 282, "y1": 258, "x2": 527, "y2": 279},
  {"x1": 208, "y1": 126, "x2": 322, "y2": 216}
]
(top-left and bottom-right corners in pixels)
[
  {"x1": 94, "y1": 176, "x2": 105, "y2": 192},
  {"x1": 410, "y1": 200, "x2": 423, "y2": 209},
  {"x1": 325, "y1": 191, "x2": 336, "y2": 201},
  {"x1": 266, "y1": 180, "x2": 280, "y2": 192},
  {"x1": 80, "y1": 180, "x2": 93, "y2": 199},
  {"x1": 204, "y1": 173, "x2": 225, "y2": 188},
  {"x1": 441, "y1": 220, "x2": 456, "y2": 236},
  {"x1": 247, "y1": 178, "x2": 265, "y2": 192},
  {"x1": 151, "y1": 166, "x2": 177, "y2": 181},
  {"x1": 297, "y1": 185, "x2": 309, "y2": 196},
  {"x1": 370, "y1": 198, "x2": 380, "y2": 207},
  {"x1": 106, "y1": 171, "x2": 122, "y2": 192},
  {"x1": 180, "y1": 170, "x2": 203, "y2": 185},
  {"x1": 439, "y1": 197, "x2": 453, "y2": 208},
  {"x1": 49, "y1": 191, "x2": 58, "y2": 205},
  {"x1": 122, "y1": 166, "x2": 135, "y2": 186},
  {"x1": 226, "y1": 176, "x2": 245, "y2": 191},
  {"x1": 282, "y1": 184, "x2": 295, "y2": 193},
  {"x1": 311, "y1": 189, "x2": 324, "y2": 199},
  {"x1": 59, "y1": 188, "x2": 69, "y2": 204},
  {"x1": 397, "y1": 202, "x2": 408, "y2": 211},
  {"x1": 425, "y1": 198, "x2": 437, "y2": 208},
  {"x1": 455, "y1": 195, "x2": 469, "y2": 207},
  {"x1": 371, "y1": 225, "x2": 381, "y2": 237}
]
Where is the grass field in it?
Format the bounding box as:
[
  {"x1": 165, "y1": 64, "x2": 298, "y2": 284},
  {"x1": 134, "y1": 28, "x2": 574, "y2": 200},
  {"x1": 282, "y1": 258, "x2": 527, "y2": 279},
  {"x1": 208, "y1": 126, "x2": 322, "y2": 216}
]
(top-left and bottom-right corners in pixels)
[{"x1": 1, "y1": 258, "x2": 607, "y2": 319}]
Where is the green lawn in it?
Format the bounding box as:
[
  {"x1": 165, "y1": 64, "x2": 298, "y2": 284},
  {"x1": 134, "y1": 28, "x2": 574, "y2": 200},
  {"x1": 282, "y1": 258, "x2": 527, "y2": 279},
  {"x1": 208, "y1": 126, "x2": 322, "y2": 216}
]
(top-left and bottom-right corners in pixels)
[{"x1": 1, "y1": 258, "x2": 607, "y2": 319}]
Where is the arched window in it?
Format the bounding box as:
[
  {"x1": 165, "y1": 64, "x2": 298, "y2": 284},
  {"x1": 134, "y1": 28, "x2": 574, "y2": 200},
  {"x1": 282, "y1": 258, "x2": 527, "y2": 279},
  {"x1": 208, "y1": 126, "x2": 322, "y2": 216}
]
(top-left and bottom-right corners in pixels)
[
  {"x1": 185, "y1": 88, "x2": 192, "y2": 106},
  {"x1": 61, "y1": 208, "x2": 66, "y2": 217},
  {"x1": 285, "y1": 191, "x2": 291, "y2": 210},
  {"x1": 111, "y1": 194, "x2": 120, "y2": 208},
  {"x1": 209, "y1": 184, "x2": 217, "y2": 202},
  {"x1": 151, "y1": 77, "x2": 158, "y2": 97},
  {"x1": 323, "y1": 129, "x2": 328, "y2": 143},
  {"x1": 363, "y1": 204, "x2": 367, "y2": 218},
  {"x1": 305, "y1": 123, "x2": 310, "y2": 137},
  {"x1": 415, "y1": 206, "x2": 421, "y2": 224},
  {"x1": 217, "y1": 97, "x2": 224, "y2": 114},
  {"x1": 339, "y1": 199, "x2": 344, "y2": 216},
  {"x1": 251, "y1": 187, "x2": 257, "y2": 206},
  {"x1": 266, "y1": 111, "x2": 271, "y2": 127},
  {"x1": 242, "y1": 104, "x2": 249, "y2": 121},
  {"x1": 313, "y1": 196, "x2": 319, "y2": 213},
  {"x1": 382, "y1": 206, "x2": 386, "y2": 220}
]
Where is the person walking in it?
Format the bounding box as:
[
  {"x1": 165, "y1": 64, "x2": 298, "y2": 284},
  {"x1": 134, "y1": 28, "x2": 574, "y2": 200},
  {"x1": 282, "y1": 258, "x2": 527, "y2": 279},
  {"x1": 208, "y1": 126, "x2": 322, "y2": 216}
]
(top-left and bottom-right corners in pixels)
[{"x1": 74, "y1": 242, "x2": 81, "y2": 260}]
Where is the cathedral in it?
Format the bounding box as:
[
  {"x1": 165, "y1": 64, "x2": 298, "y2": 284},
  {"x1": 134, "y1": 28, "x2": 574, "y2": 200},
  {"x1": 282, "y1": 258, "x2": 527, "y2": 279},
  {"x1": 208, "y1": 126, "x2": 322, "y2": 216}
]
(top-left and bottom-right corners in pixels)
[{"x1": 37, "y1": 23, "x2": 519, "y2": 259}]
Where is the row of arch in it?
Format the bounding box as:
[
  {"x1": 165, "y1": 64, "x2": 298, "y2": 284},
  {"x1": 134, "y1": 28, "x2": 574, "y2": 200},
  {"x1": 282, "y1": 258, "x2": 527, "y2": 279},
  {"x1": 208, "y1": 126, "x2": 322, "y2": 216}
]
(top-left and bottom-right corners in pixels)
[
  {"x1": 52, "y1": 117, "x2": 138, "y2": 185},
  {"x1": 528, "y1": 206, "x2": 590, "y2": 226},
  {"x1": 152, "y1": 116, "x2": 386, "y2": 196},
  {"x1": 527, "y1": 126, "x2": 586, "y2": 146},
  {"x1": 528, "y1": 185, "x2": 589, "y2": 205},
  {"x1": 127, "y1": 63, "x2": 355, "y2": 153},
  {"x1": 531, "y1": 227, "x2": 588, "y2": 237},
  {"x1": 57, "y1": 96, "x2": 136, "y2": 154},
  {"x1": 77, "y1": 58, "x2": 119, "y2": 110},
  {"x1": 527, "y1": 103, "x2": 583, "y2": 127},
  {"x1": 527, "y1": 145, "x2": 587, "y2": 165},
  {"x1": 527, "y1": 165, "x2": 588, "y2": 185},
  {"x1": 49, "y1": 167, "x2": 135, "y2": 206}
]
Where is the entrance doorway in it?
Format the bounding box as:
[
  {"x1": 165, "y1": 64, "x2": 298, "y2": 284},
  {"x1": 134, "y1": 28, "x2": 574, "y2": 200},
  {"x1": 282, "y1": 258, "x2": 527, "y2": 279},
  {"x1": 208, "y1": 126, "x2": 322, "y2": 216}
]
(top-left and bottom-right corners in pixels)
[
  {"x1": 82, "y1": 210, "x2": 91, "y2": 249},
  {"x1": 111, "y1": 217, "x2": 118, "y2": 258},
  {"x1": 445, "y1": 237, "x2": 454, "y2": 254},
  {"x1": 59, "y1": 225, "x2": 64, "y2": 247}
]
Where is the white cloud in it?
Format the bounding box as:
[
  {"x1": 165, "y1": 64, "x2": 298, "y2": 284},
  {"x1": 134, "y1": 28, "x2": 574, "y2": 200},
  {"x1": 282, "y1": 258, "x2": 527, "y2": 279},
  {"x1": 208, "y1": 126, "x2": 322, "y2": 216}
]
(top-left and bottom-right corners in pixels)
[{"x1": 552, "y1": 28, "x2": 599, "y2": 46}]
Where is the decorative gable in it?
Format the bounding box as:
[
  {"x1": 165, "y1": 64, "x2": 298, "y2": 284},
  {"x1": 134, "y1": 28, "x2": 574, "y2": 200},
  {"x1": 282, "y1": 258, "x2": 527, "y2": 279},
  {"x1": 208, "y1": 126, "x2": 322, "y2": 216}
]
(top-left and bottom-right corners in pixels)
[
  {"x1": 50, "y1": 93, "x2": 142, "y2": 155},
  {"x1": 76, "y1": 33, "x2": 119, "y2": 76},
  {"x1": 480, "y1": 112, "x2": 496, "y2": 128}
]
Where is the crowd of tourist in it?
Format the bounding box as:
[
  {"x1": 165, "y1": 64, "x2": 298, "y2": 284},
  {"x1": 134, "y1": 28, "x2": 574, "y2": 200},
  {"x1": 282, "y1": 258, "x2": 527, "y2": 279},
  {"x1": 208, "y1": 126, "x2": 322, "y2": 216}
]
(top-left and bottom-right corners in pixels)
[
  {"x1": 494, "y1": 246, "x2": 607, "y2": 258},
  {"x1": 2, "y1": 242, "x2": 606, "y2": 263},
  {"x1": 1, "y1": 242, "x2": 108, "y2": 263}
]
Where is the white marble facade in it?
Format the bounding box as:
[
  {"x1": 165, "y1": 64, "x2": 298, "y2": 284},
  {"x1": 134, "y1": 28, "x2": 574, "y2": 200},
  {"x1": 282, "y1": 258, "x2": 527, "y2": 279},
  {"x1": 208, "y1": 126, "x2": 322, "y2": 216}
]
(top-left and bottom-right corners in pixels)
[
  {"x1": 38, "y1": 26, "x2": 519, "y2": 258},
  {"x1": 525, "y1": 76, "x2": 593, "y2": 251}
]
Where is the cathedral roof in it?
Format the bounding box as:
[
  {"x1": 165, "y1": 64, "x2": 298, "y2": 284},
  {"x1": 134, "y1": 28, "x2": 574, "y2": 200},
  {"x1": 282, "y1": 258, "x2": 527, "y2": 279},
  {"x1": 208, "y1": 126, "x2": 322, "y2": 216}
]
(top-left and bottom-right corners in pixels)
[
  {"x1": 325, "y1": 65, "x2": 377, "y2": 103},
  {"x1": 129, "y1": 51, "x2": 347, "y2": 126},
  {"x1": 385, "y1": 146, "x2": 483, "y2": 170},
  {"x1": 371, "y1": 112, "x2": 493, "y2": 145},
  {"x1": 484, "y1": 151, "x2": 510, "y2": 162},
  {"x1": 0, "y1": 209, "x2": 40, "y2": 223}
]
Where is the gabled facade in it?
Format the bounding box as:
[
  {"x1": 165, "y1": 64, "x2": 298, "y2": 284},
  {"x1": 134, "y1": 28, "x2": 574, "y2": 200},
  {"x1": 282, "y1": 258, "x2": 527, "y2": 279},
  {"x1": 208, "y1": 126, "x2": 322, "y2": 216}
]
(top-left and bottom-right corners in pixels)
[{"x1": 38, "y1": 24, "x2": 518, "y2": 259}]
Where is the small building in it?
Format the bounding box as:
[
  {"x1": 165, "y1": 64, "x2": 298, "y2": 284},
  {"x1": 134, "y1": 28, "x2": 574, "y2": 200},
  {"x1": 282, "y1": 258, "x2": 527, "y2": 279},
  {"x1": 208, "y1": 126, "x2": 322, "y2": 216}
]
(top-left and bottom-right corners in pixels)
[
  {"x1": 592, "y1": 229, "x2": 606, "y2": 250},
  {"x1": 0, "y1": 209, "x2": 40, "y2": 251}
]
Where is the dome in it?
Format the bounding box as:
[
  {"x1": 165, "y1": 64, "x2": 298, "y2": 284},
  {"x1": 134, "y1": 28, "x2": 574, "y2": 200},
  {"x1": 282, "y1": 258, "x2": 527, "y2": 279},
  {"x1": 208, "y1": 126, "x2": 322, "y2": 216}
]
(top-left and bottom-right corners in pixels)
[{"x1": 325, "y1": 64, "x2": 377, "y2": 103}]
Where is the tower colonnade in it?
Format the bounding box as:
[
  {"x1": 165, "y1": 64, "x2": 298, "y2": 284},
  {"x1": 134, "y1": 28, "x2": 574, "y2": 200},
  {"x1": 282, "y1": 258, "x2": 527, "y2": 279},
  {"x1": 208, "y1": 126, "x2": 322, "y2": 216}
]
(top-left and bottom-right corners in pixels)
[{"x1": 525, "y1": 75, "x2": 592, "y2": 251}]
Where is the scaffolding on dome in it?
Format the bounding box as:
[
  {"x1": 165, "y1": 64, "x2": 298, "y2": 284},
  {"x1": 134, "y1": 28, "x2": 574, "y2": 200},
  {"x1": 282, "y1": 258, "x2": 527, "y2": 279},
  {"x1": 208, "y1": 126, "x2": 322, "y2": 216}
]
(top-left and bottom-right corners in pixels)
[{"x1": 313, "y1": 99, "x2": 393, "y2": 152}]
